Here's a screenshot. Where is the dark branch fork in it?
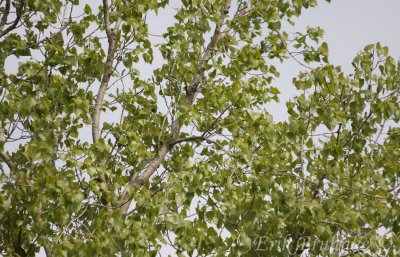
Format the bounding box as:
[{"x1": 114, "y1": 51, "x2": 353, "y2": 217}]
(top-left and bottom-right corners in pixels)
[{"x1": 0, "y1": 0, "x2": 26, "y2": 38}]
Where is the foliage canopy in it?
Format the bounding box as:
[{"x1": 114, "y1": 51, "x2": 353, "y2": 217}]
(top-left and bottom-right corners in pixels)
[{"x1": 0, "y1": 0, "x2": 399, "y2": 256}]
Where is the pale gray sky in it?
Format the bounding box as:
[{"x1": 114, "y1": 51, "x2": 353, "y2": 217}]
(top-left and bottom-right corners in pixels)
[
  {"x1": 266, "y1": 0, "x2": 400, "y2": 121},
  {"x1": 16, "y1": 0, "x2": 399, "y2": 256}
]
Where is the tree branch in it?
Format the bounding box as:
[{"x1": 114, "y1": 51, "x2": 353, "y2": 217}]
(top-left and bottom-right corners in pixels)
[
  {"x1": 102, "y1": 0, "x2": 111, "y2": 39},
  {"x1": 169, "y1": 136, "x2": 205, "y2": 146},
  {"x1": 119, "y1": 0, "x2": 232, "y2": 215},
  {"x1": 0, "y1": 151, "x2": 14, "y2": 171},
  {"x1": 44, "y1": 245, "x2": 52, "y2": 257},
  {"x1": 0, "y1": 0, "x2": 25, "y2": 38},
  {"x1": 184, "y1": 1, "x2": 231, "y2": 103},
  {"x1": 92, "y1": 1, "x2": 122, "y2": 144},
  {"x1": 0, "y1": 0, "x2": 11, "y2": 32},
  {"x1": 0, "y1": 120, "x2": 14, "y2": 171},
  {"x1": 343, "y1": 111, "x2": 373, "y2": 148},
  {"x1": 168, "y1": 135, "x2": 223, "y2": 149},
  {"x1": 14, "y1": 227, "x2": 27, "y2": 257}
]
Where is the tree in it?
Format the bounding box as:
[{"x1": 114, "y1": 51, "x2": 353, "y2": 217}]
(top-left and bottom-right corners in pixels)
[{"x1": 0, "y1": 0, "x2": 399, "y2": 256}]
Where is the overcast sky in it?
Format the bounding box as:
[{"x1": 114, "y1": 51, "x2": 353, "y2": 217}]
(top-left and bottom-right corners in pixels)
[
  {"x1": 25, "y1": 0, "x2": 400, "y2": 256},
  {"x1": 265, "y1": 0, "x2": 400, "y2": 121}
]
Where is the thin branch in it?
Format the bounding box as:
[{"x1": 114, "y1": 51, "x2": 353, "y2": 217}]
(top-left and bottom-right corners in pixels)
[
  {"x1": 0, "y1": 0, "x2": 11, "y2": 32},
  {"x1": 320, "y1": 220, "x2": 360, "y2": 236},
  {"x1": 300, "y1": 136, "x2": 305, "y2": 198},
  {"x1": 343, "y1": 111, "x2": 373, "y2": 148},
  {"x1": 0, "y1": 120, "x2": 15, "y2": 171},
  {"x1": 0, "y1": 0, "x2": 25, "y2": 38},
  {"x1": 102, "y1": 0, "x2": 111, "y2": 38},
  {"x1": 168, "y1": 135, "x2": 223, "y2": 149}
]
